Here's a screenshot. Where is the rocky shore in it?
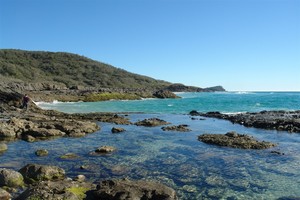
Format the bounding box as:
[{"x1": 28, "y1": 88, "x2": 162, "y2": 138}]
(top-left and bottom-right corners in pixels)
[{"x1": 190, "y1": 110, "x2": 300, "y2": 133}]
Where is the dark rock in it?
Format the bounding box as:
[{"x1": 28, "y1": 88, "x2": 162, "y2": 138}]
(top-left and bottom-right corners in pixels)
[
  {"x1": 111, "y1": 127, "x2": 125, "y2": 133},
  {"x1": 198, "y1": 132, "x2": 277, "y2": 149},
  {"x1": 162, "y1": 125, "x2": 191, "y2": 132},
  {"x1": 19, "y1": 164, "x2": 65, "y2": 183},
  {"x1": 153, "y1": 90, "x2": 180, "y2": 99},
  {"x1": 35, "y1": 149, "x2": 49, "y2": 156},
  {"x1": 0, "y1": 168, "x2": 24, "y2": 187},
  {"x1": 271, "y1": 151, "x2": 285, "y2": 155},
  {"x1": 90, "y1": 178, "x2": 177, "y2": 200},
  {"x1": 135, "y1": 118, "x2": 171, "y2": 127}
]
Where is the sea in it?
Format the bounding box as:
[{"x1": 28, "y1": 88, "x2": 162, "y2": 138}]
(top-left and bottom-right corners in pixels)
[{"x1": 1, "y1": 92, "x2": 300, "y2": 199}]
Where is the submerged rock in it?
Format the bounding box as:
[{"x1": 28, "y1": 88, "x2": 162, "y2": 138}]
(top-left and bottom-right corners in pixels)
[
  {"x1": 135, "y1": 118, "x2": 171, "y2": 127},
  {"x1": 90, "y1": 178, "x2": 178, "y2": 200},
  {"x1": 35, "y1": 149, "x2": 49, "y2": 156},
  {"x1": 95, "y1": 146, "x2": 117, "y2": 154},
  {"x1": 198, "y1": 131, "x2": 277, "y2": 149}
]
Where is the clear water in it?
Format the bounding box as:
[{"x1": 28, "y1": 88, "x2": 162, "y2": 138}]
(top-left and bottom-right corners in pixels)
[
  {"x1": 36, "y1": 92, "x2": 300, "y2": 114},
  {"x1": 1, "y1": 92, "x2": 300, "y2": 199}
]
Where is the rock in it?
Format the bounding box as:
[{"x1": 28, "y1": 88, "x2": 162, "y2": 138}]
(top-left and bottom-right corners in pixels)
[
  {"x1": 16, "y1": 179, "x2": 94, "y2": 200},
  {"x1": 0, "y1": 188, "x2": 11, "y2": 200},
  {"x1": 0, "y1": 143, "x2": 8, "y2": 152},
  {"x1": 35, "y1": 149, "x2": 49, "y2": 156},
  {"x1": 162, "y1": 124, "x2": 191, "y2": 132},
  {"x1": 0, "y1": 168, "x2": 24, "y2": 187},
  {"x1": 24, "y1": 128, "x2": 66, "y2": 137},
  {"x1": 198, "y1": 132, "x2": 277, "y2": 149},
  {"x1": 135, "y1": 118, "x2": 171, "y2": 127},
  {"x1": 90, "y1": 178, "x2": 177, "y2": 200},
  {"x1": 19, "y1": 164, "x2": 65, "y2": 183},
  {"x1": 0, "y1": 123, "x2": 16, "y2": 138},
  {"x1": 111, "y1": 127, "x2": 125, "y2": 133},
  {"x1": 22, "y1": 135, "x2": 35, "y2": 142},
  {"x1": 95, "y1": 146, "x2": 116, "y2": 154},
  {"x1": 153, "y1": 90, "x2": 180, "y2": 99},
  {"x1": 196, "y1": 110, "x2": 300, "y2": 133},
  {"x1": 73, "y1": 175, "x2": 86, "y2": 182}
]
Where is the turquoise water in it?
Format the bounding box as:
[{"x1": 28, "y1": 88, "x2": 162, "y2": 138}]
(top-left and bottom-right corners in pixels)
[
  {"x1": 1, "y1": 92, "x2": 300, "y2": 199},
  {"x1": 36, "y1": 92, "x2": 300, "y2": 114}
]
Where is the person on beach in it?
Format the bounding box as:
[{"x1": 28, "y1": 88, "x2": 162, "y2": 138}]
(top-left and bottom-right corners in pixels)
[{"x1": 21, "y1": 94, "x2": 30, "y2": 110}]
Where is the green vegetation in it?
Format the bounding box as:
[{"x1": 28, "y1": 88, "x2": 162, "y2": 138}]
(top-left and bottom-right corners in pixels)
[
  {"x1": 66, "y1": 186, "x2": 89, "y2": 199},
  {"x1": 84, "y1": 92, "x2": 141, "y2": 101},
  {"x1": 0, "y1": 49, "x2": 170, "y2": 89}
]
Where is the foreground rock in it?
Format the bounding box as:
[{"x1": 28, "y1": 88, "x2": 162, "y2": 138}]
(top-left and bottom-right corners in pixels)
[
  {"x1": 135, "y1": 118, "x2": 171, "y2": 127},
  {"x1": 19, "y1": 164, "x2": 65, "y2": 183},
  {"x1": 198, "y1": 131, "x2": 277, "y2": 149},
  {"x1": 0, "y1": 188, "x2": 11, "y2": 200},
  {"x1": 90, "y1": 178, "x2": 178, "y2": 200},
  {"x1": 162, "y1": 124, "x2": 191, "y2": 132},
  {"x1": 16, "y1": 178, "x2": 95, "y2": 200},
  {"x1": 0, "y1": 168, "x2": 24, "y2": 187},
  {"x1": 190, "y1": 110, "x2": 300, "y2": 133}
]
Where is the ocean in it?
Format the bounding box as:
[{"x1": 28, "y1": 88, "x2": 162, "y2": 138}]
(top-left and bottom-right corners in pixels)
[{"x1": 2, "y1": 92, "x2": 300, "y2": 199}]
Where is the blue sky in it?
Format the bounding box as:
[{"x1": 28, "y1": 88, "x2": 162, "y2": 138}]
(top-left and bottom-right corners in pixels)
[{"x1": 1, "y1": 0, "x2": 299, "y2": 91}]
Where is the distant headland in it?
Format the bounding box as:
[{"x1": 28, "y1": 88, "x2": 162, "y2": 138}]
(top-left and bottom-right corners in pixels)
[{"x1": 0, "y1": 49, "x2": 225, "y2": 102}]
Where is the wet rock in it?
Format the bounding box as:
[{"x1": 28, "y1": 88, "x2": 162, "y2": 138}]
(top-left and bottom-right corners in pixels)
[
  {"x1": 162, "y1": 124, "x2": 191, "y2": 132},
  {"x1": 111, "y1": 127, "x2": 125, "y2": 133},
  {"x1": 16, "y1": 179, "x2": 95, "y2": 200},
  {"x1": 90, "y1": 178, "x2": 178, "y2": 200},
  {"x1": 19, "y1": 164, "x2": 65, "y2": 183},
  {"x1": 0, "y1": 188, "x2": 11, "y2": 200},
  {"x1": 0, "y1": 168, "x2": 24, "y2": 187},
  {"x1": 135, "y1": 118, "x2": 171, "y2": 127},
  {"x1": 35, "y1": 149, "x2": 49, "y2": 156},
  {"x1": 0, "y1": 142, "x2": 8, "y2": 152},
  {"x1": 95, "y1": 146, "x2": 116, "y2": 154},
  {"x1": 198, "y1": 131, "x2": 277, "y2": 149},
  {"x1": 73, "y1": 174, "x2": 86, "y2": 182},
  {"x1": 271, "y1": 150, "x2": 285, "y2": 155},
  {"x1": 22, "y1": 134, "x2": 35, "y2": 142}
]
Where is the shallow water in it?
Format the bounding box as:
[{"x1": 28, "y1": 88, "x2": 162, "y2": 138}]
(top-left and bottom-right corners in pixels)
[{"x1": 1, "y1": 113, "x2": 300, "y2": 199}]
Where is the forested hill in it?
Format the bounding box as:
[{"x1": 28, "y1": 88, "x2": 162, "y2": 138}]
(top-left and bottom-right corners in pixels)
[{"x1": 0, "y1": 49, "x2": 171, "y2": 90}]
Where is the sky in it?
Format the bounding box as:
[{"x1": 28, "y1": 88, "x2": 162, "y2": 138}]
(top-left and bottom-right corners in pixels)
[{"x1": 0, "y1": 0, "x2": 299, "y2": 91}]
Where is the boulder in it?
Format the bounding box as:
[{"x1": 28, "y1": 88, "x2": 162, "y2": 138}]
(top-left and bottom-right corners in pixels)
[
  {"x1": 111, "y1": 127, "x2": 125, "y2": 133},
  {"x1": 0, "y1": 188, "x2": 11, "y2": 200},
  {"x1": 0, "y1": 123, "x2": 16, "y2": 138},
  {"x1": 19, "y1": 164, "x2": 65, "y2": 183},
  {"x1": 135, "y1": 118, "x2": 171, "y2": 127},
  {"x1": 198, "y1": 131, "x2": 277, "y2": 149},
  {"x1": 0, "y1": 168, "x2": 24, "y2": 187},
  {"x1": 90, "y1": 178, "x2": 177, "y2": 200}
]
